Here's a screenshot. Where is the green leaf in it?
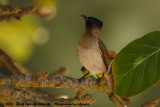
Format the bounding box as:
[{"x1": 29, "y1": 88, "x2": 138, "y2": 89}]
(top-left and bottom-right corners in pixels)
[{"x1": 113, "y1": 31, "x2": 160, "y2": 97}]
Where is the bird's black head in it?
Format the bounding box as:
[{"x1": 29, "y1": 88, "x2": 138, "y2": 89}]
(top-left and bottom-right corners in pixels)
[{"x1": 81, "y1": 14, "x2": 103, "y2": 29}]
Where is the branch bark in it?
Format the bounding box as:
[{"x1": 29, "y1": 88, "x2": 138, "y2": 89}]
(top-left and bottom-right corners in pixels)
[
  {"x1": 0, "y1": 73, "x2": 124, "y2": 107},
  {"x1": 140, "y1": 98, "x2": 159, "y2": 107},
  {"x1": 0, "y1": 86, "x2": 95, "y2": 106},
  {"x1": 0, "y1": 6, "x2": 21, "y2": 14},
  {"x1": 0, "y1": 5, "x2": 54, "y2": 21}
]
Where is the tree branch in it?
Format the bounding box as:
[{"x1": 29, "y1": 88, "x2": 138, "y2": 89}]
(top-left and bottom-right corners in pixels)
[
  {"x1": 0, "y1": 6, "x2": 37, "y2": 21},
  {"x1": 52, "y1": 67, "x2": 69, "y2": 76},
  {"x1": 0, "y1": 5, "x2": 54, "y2": 21},
  {"x1": 152, "y1": 81, "x2": 160, "y2": 88},
  {"x1": 0, "y1": 5, "x2": 21, "y2": 14},
  {"x1": 0, "y1": 73, "x2": 124, "y2": 107},
  {"x1": 0, "y1": 50, "x2": 21, "y2": 75},
  {"x1": 140, "y1": 98, "x2": 159, "y2": 107},
  {"x1": 0, "y1": 74, "x2": 109, "y2": 92},
  {"x1": 0, "y1": 86, "x2": 95, "y2": 106}
]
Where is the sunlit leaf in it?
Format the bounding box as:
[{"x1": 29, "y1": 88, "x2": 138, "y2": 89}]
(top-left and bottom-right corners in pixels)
[{"x1": 113, "y1": 31, "x2": 160, "y2": 97}]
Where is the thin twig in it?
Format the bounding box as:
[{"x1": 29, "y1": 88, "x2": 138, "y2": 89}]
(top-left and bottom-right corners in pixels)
[
  {"x1": 0, "y1": 5, "x2": 21, "y2": 14},
  {"x1": 107, "y1": 61, "x2": 114, "y2": 91},
  {"x1": 108, "y1": 50, "x2": 118, "y2": 59},
  {"x1": 76, "y1": 90, "x2": 83, "y2": 100},
  {"x1": 52, "y1": 67, "x2": 69, "y2": 76},
  {"x1": 0, "y1": 5, "x2": 54, "y2": 21},
  {"x1": 119, "y1": 97, "x2": 131, "y2": 106},
  {"x1": 0, "y1": 49, "x2": 20, "y2": 75},
  {"x1": 0, "y1": 86, "x2": 95, "y2": 106},
  {"x1": 152, "y1": 81, "x2": 160, "y2": 88},
  {"x1": 0, "y1": 6, "x2": 37, "y2": 21},
  {"x1": 140, "y1": 98, "x2": 159, "y2": 107},
  {"x1": 11, "y1": 58, "x2": 32, "y2": 74}
]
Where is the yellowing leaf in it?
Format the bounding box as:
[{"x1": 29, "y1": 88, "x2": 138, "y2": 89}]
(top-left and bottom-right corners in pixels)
[{"x1": 0, "y1": 15, "x2": 40, "y2": 62}]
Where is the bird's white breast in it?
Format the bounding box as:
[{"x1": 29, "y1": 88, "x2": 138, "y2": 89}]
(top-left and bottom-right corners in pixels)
[{"x1": 78, "y1": 39, "x2": 106, "y2": 74}]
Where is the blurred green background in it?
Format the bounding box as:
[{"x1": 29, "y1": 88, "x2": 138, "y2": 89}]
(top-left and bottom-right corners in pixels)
[{"x1": 1, "y1": 0, "x2": 160, "y2": 106}]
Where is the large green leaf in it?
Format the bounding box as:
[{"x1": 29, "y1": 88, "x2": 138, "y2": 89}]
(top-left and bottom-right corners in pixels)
[{"x1": 113, "y1": 31, "x2": 160, "y2": 97}]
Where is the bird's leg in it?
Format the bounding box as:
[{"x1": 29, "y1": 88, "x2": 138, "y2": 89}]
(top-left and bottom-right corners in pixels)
[
  {"x1": 96, "y1": 73, "x2": 107, "y2": 86},
  {"x1": 78, "y1": 72, "x2": 89, "y2": 83},
  {"x1": 78, "y1": 66, "x2": 90, "y2": 83}
]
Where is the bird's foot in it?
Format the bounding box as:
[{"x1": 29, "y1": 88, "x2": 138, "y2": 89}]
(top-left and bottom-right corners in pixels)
[
  {"x1": 78, "y1": 72, "x2": 89, "y2": 83},
  {"x1": 96, "y1": 73, "x2": 107, "y2": 86},
  {"x1": 78, "y1": 75, "x2": 86, "y2": 83},
  {"x1": 79, "y1": 66, "x2": 90, "y2": 83}
]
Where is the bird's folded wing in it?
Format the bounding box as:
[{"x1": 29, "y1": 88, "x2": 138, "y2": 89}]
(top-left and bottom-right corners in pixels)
[{"x1": 98, "y1": 39, "x2": 110, "y2": 70}]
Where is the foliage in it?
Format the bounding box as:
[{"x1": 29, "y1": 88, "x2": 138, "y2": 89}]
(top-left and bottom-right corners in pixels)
[{"x1": 113, "y1": 31, "x2": 160, "y2": 97}]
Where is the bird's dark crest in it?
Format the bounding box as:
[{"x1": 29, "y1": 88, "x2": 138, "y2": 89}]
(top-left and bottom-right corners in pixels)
[
  {"x1": 86, "y1": 17, "x2": 103, "y2": 28},
  {"x1": 81, "y1": 15, "x2": 103, "y2": 28}
]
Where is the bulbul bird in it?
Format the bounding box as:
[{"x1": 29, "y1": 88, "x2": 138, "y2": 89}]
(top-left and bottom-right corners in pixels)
[{"x1": 78, "y1": 15, "x2": 111, "y2": 80}]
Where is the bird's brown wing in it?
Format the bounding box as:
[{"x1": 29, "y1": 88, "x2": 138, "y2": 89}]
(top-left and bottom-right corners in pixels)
[
  {"x1": 99, "y1": 39, "x2": 114, "y2": 90},
  {"x1": 98, "y1": 39, "x2": 110, "y2": 70}
]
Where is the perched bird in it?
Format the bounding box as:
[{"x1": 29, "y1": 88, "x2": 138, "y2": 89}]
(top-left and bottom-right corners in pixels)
[{"x1": 78, "y1": 15, "x2": 111, "y2": 79}]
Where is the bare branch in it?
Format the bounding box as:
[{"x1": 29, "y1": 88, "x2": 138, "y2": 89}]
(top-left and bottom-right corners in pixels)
[
  {"x1": 0, "y1": 5, "x2": 54, "y2": 21},
  {"x1": 11, "y1": 58, "x2": 32, "y2": 74},
  {"x1": 0, "y1": 73, "x2": 124, "y2": 107},
  {"x1": 0, "y1": 86, "x2": 95, "y2": 106},
  {"x1": 0, "y1": 49, "x2": 20, "y2": 75},
  {"x1": 107, "y1": 93, "x2": 124, "y2": 107},
  {"x1": 140, "y1": 98, "x2": 159, "y2": 107},
  {"x1": 119, "y1": 97, "x2": 131, "y2": 106},
  {"x1": 0, "y1": 74, "x2": 109, "y2": 92},
  {"x1": 0, "y1": 6, "x2": 37, "y2": 21},
  {"x1": 76, "y1": 90, "x2": 83, "y2": 100},
  {"x1": 152, "y1": 81, "x2": 160, "y2": 88},
  {"x1": 108, "y1": 50, "x2": 118, "y2": 59},
  {"x1": 107, "y1": 61, "x2": 114, "y2": 91},
  {"x1": 22, "y1": 88, "x2": 67, "y2": 101},
  {"x1": 33, "y1": 71, "x2": 49, "y2": 81},
  {"x1": 0, "y1": 5, "x2": 21, "y2": 14},
  {"x1": 52, "y1": 67, "x2": 69, "y2": 76}
]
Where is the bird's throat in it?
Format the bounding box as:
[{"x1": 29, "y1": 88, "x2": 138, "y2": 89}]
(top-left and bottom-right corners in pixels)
[{"x1": 86, "y1": 27, "x2": 102, "y2": 38}]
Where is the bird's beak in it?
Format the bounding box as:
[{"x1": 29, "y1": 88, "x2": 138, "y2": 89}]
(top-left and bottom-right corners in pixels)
[{"x1": 81, "y1": 14, "x2": 88, "y2": 21}]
